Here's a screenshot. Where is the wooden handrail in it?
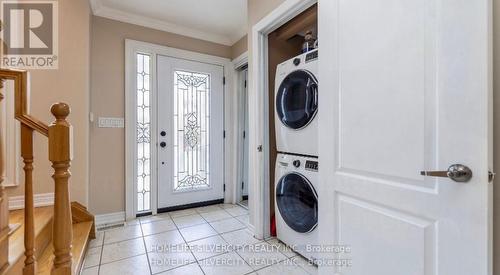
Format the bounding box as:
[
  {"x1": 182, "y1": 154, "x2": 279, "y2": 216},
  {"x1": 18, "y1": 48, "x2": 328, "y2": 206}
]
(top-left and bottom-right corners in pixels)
[
  {"x1": 0, "y1": 69, "x2": 48, "y2": 137},
  {"x1": 0, "y1": 69, "x2": 74, "y2": 275}
]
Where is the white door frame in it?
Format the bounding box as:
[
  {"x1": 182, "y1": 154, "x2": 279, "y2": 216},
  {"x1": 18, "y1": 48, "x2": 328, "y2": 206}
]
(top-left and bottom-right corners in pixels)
[
  {"x1": 125, "y1": 39, "x2": 235, "y2": 220},
  {"x1": 249, "y1": 0, "x2": 317, "y2": 239},
  {"x1": 232, "y1": 51, "x2": 249, "y2": 206}
]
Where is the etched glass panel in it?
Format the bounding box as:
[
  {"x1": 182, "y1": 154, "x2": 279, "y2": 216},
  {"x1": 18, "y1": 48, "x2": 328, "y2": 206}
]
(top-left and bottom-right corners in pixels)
[
  {"x1": 137, "y1": 53, "x2": 151, "y2": 212},
  {"x1": 174, "y1": 70, "x2": 210, "y2": 191}
]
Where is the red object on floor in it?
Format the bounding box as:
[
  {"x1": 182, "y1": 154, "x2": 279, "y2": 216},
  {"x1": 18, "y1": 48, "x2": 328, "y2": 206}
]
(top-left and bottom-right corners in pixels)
[{"x1": 271, "y1": 214, "x2": 277, "y2": 236}]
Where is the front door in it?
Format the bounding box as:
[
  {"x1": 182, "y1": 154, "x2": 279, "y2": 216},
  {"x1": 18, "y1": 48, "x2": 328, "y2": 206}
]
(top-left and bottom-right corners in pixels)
[
  {"x1": 157, "y1": 55, "x2": 224, "y2": 209},
  {"x1": 319, "y1": 0, "x2": 492, "y2": 274}
]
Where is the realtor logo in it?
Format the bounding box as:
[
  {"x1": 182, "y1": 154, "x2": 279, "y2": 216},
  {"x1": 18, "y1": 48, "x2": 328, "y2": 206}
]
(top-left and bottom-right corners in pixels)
[{"x1": 0, "y1": 1, "x2": 58, "y2": 69}]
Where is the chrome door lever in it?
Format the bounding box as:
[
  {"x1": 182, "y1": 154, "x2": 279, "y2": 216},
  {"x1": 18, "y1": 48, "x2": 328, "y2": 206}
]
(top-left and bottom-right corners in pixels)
[{"x1": 420, "y1": 164, "x2": 472, "y2": 183}]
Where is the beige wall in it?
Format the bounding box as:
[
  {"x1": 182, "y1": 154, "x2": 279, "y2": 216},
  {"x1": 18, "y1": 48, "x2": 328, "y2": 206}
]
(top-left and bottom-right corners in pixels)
[
  {"x1": 231, "y1": 35, "x2": 248, "y2": 59},
  {"x1": 89, "y1": 16, "x2": 232, "y2": 215},
  {"x1": 6, "y1": 0, "x2": 91, "y2": 205}
]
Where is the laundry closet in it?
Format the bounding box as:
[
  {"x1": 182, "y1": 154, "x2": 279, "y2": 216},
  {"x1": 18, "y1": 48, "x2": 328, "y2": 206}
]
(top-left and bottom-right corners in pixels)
[{"x1": 267, "y1": 4, "x2": 319, "y2": 263}]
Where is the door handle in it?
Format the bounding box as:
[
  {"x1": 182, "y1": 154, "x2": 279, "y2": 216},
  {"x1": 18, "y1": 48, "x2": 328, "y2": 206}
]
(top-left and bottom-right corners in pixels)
[{"x1": 420, "y1": 164, "x2": 472, "y2": 183}]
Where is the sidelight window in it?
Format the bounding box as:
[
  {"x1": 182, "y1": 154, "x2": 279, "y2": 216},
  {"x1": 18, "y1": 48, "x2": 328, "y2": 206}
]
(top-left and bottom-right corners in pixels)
[{"x1": 136, "y1": 53, "x2": 151, "y2": 212}]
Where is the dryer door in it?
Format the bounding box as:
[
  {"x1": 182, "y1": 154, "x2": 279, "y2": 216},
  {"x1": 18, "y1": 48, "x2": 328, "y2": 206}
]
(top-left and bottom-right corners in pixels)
[
  {"x1": 276, "y1": 172, "x2": 318, "y2": 233},
  {"x1": 276, "y1": 70, "x2": 318, "y2": 130}
]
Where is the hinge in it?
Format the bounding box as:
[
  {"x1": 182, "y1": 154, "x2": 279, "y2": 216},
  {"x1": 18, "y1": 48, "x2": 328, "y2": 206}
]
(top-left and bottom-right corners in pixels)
[
  {"x1": 223, "y1": 130, "x2": 226, "y2": 139},
  {"x1": 244, "y1": 80, "x2": 247, "y2": 88},
  {"x1": 242, "y1": 182, "x2": 244, "y2": 189},
  {"x1": 243, "y1": 131, "x2": 246, "y2": 139},
  {"x1": 489, "y1": 171, "x2": 495, "y2": 183},
  {"x1": 223, "y1": 77, "x2": 226, "y2": 85},
  {"x1": 223, "y1": 184, "x2": 226, "y2": 192}
]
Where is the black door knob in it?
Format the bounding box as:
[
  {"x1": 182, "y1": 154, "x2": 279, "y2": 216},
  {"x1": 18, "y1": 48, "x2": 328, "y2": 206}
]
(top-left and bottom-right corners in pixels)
[
  {"x1": 160, "y1": 131, "x2": 166, "y2": 137},
  {"x1": 160, "y1": 141, "x2": 166, "y2": 148}
]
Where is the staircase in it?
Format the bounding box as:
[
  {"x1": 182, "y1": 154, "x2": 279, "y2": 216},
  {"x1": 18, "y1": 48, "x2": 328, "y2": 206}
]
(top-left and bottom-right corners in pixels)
[{"x1": 0, "y1": 69, "x2": 95, "y2": 275}]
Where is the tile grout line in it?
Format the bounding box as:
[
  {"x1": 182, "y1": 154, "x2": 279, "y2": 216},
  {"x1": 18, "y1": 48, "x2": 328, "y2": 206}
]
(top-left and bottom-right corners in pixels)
[
  {"x1": 169, "y1": 211, "x2": 207, "y2": 275},
  {"x1": 96, "y1": 228, "x2": 151, "y2": 269},
  {"x1": 82, "y1": 232, "x2": 105, "y2": 273},
  {"x1": 229, "y1": 203, "x2": 294, "y2": 274},
  {"x1": 234, "y1": 240, "x2": 269, "y2": 273},
  {"x1": 261, "y1": 238, "x2": 315, "y2": 274},
  {"x1": 139, "y1": 219, "x2": 154, "y2": 275},
  {"x1": 92, "y1": 204, "x2": 286, "y2": 275},
  {"x1": 193, "y1": 204, "x2": 226, "y2": 275},
  {"x1": 96, "y1": 253, "x2": 149, "y2": 270},
  {"x1": 196, "y1": 205, "x2": 255, "y2": 273},
  {"x1": 198, "y1": 205, "x2": 257, "y2": 273},
  {"x1": 199, "y1": 205, "x2": 247, "y2": 234},
  {"x1": 95, "y1": 207, "x2": 240, "y2": 238},
  {"x1": 101, "y1": 235, "x2": 142, "y2": 246},
  {"x1": 97, "y1": 231, "x2": 105, "y2": 274}
]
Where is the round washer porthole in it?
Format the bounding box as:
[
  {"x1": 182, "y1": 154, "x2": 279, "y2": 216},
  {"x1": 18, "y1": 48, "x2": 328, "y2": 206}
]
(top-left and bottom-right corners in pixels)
[
  {"x1": 276, "y1": 70, "x2": 318, "y2": 130},
  {"x1": 276, "y1": 172, "x2": 318, "y2": 233}
]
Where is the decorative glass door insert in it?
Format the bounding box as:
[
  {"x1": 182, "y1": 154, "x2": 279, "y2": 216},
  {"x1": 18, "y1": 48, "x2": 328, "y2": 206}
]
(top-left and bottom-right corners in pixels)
[{"x1": 173, "y1": 71, "x2": 211, "y2": 192}]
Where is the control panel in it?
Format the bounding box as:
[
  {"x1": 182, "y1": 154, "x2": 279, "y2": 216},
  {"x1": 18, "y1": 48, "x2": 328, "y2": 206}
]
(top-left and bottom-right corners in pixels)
[
  {"x1": 305, "y1": 50, "x2": 318, "y2": 62},
  {"x1": 305, "y1": 160, "x2": 318, "y2": 171},
  {"x1": 98, "y1": 117, "x2": 124, "y2": 128}
]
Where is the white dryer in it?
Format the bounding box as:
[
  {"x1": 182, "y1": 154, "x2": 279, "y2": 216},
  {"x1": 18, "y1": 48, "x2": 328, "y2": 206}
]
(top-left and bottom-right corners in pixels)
[
  {"x1": 275, "y1": 49, "x2": 318, "y2": 156},
  {"x1": 275, "y1": 153, "x2": 318, "y2": 262}
]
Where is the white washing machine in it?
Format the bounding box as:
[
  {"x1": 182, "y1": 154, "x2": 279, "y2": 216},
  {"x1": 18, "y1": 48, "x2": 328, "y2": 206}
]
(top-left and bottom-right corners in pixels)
[
  {"x1": 275, "y1": 153, "x2": 318, "y2": 262},
  {"x1": 275, "y1": 49, "x2": 318, "y2": 157}
]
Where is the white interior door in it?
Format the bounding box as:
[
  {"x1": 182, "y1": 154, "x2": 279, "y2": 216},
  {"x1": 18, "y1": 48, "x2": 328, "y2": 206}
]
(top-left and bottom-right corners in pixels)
[
  {"x1": 319, "y1": 0, "x2": 492, "y2": 274},
  {"x1": 242, "y1": 68, "x2": 249, "y2": 198},
  {"x1": 157, "y1": 55, "x2": 224, "y2": 209}
]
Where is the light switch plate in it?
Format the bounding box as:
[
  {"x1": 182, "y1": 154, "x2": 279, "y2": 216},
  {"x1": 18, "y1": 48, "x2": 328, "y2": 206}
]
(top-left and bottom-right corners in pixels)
[{"x1": 98, "y1": 117, "x2": 124, "y2": 128}]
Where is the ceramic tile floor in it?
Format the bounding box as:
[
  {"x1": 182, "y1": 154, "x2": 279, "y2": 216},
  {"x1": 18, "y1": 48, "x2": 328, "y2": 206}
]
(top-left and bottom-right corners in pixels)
[{"x1": 82, "y1": 203, "x2": 317, "y2": 275}]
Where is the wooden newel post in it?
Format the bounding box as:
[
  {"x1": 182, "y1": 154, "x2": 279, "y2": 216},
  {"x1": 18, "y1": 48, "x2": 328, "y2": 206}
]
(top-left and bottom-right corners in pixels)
[{"x1": 48, "y1": 103, "x2": 73, "y2": 275}]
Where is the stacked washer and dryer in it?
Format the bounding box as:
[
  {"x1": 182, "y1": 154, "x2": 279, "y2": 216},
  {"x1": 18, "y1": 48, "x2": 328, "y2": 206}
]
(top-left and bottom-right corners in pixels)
[{"x1": 274, "y1": 49, "x2": 319, "y2": 263}]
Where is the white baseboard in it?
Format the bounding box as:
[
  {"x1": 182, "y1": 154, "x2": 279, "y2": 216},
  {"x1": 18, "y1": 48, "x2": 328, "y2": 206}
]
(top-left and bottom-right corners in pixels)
[
  {"x1": 95, "y1": 211, "x2": 125, "y2": 229},
  {"x1": 9, "y1": 193, "x2": 54, "y2": 210}
]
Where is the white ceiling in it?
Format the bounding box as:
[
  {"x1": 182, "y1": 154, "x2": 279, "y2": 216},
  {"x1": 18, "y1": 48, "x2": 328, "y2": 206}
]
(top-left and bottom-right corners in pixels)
[{"x1": 90, "y1": 0, "x2": 247, "y2": 46}]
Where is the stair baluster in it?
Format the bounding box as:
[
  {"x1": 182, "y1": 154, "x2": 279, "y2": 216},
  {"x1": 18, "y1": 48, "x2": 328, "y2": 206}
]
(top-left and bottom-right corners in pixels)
[{"x1": 21, "y1": 125, "x2": 36, "y2": 275}]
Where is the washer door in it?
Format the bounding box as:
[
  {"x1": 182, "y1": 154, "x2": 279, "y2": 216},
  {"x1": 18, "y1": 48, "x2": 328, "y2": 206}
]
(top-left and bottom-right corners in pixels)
[
  {"x1": 276, "y1": 70, "x2": 318, "y2": 130},
  {"x1": 276, "y1": 172, "x2": 318, "y2": 233}
]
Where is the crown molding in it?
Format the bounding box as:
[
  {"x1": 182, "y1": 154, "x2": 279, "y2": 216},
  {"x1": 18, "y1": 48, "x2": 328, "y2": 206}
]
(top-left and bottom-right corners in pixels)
[{"x1": 90, "y1": 0, "x2": 243, "y2": 46}]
